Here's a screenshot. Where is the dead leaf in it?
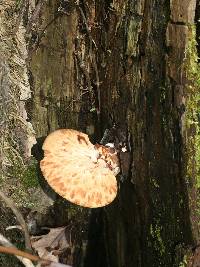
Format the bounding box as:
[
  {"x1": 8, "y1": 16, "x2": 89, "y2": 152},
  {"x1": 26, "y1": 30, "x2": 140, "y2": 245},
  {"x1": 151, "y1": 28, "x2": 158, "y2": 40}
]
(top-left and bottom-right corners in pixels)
[{"x1": 31, "y1": 227, "x2": 69, "y2": 262}]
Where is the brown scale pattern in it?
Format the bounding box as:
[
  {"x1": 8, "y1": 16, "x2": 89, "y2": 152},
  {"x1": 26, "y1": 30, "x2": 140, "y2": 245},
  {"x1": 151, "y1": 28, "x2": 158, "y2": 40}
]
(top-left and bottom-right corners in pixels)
[{"x1": 40, "y1": 129, "x2": 119, "y2": 208}]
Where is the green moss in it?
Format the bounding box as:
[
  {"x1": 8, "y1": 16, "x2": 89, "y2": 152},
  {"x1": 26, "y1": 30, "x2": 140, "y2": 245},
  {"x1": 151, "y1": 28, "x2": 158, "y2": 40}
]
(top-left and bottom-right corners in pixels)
[
  {"x1": 183, "y1": 24, "x2": 200, "y2": 247},
  {"x1": 150, "y1": 177, "x2": 160, "y2": 188},
  {"x1": 150, "y1": 224, "x2": 166, "y2": 256},
  {"x1": 15, "y1": 0, "x2": 22, "y2": 9},
  {"x1": 2, "y1": 155, "x2": 40, "y2": 208},
  {"x1": 9, "y1": 158, "x2": 39, "y2": 189},
  {"x1": 184, "y1": 25, "x2": 200, "y2": 187},
  {"x1": 22, "y1": 159, "x2": 39, "y2": 188},
  {"x1": 179, "y1": 255, "x2": 187, "y2": 267}
]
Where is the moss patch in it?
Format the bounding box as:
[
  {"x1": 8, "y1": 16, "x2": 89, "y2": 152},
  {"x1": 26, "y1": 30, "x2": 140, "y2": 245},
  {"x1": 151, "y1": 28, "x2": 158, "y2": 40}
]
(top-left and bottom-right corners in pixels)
[
  {"x1": 184, "y1": 25, "x2": 200, "y2": 188},
  {"x1": 8, "y1": 157, "x2": 39, "y2": 189},
  {"x1": 150, "y1": 224, "x2": 166, "y2": 257},
  {"x1": 20, "y1": 159, "x2": 40, "y2": 189},
  {"x1": 1, "y1": 156, "x2": 40, "y2": 208}
]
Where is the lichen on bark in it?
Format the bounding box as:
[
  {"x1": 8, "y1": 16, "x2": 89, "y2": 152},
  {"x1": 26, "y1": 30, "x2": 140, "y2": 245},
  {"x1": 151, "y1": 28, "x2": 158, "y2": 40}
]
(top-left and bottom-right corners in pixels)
[
  {"x1": 183, "y1": 24, "x2": 200, "y2": 241},
  {"x1": 0, "y1": 1, "x2": 44, "y2": 209}
]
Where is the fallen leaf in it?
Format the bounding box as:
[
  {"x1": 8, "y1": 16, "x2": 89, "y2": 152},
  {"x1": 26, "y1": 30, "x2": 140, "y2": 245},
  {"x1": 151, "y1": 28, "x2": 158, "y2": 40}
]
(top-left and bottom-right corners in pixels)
[{"x1": 31, "y1": 227, "x2": 69, "y2": 262}]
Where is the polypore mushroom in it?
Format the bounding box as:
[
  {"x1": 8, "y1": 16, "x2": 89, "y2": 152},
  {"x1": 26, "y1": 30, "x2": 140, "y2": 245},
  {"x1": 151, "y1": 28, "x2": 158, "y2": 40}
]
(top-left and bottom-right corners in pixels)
[{"x1": 40, "y1": 129, "x2": 119, "y2": 208}]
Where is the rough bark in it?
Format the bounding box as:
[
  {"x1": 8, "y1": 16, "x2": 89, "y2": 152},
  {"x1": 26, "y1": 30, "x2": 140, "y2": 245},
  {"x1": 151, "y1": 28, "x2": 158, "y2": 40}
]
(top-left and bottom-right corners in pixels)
[
  {"x1": 28, "y1": 0, "x2": 199, "y2": 266},
  {"x1": 83, "y1": 0, "x2": 199, "y2": 266}
]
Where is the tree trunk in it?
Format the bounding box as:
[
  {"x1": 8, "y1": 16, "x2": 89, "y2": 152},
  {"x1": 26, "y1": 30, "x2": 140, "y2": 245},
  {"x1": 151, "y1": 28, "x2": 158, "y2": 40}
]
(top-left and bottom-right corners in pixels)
[{"x1": 1, "y1": 0, "x2": 200, "y2": 266}]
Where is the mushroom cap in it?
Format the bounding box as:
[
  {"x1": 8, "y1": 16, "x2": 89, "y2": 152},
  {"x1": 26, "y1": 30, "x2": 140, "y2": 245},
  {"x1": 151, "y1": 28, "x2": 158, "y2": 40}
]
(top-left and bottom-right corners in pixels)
[{"x1": 40, "y1": 129, "x2": 118, "y2": 208}]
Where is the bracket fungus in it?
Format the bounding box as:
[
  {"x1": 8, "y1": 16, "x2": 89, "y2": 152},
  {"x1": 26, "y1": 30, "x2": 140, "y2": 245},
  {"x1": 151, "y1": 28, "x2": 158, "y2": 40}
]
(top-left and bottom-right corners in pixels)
[{"x1": 40, "y1": 129, "x2": 119, "y2": 208}]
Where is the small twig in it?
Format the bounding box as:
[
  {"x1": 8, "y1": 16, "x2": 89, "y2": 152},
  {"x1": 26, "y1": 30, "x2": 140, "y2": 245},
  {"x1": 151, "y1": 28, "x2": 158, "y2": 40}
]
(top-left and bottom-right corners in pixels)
[
  {"x1": 0, "y1": 246, "x2": 38, "y2": 264},
  {"x1": 0, "y1": 233, "x2": 34, "y2": 267},
  {"x1": 27, "y1": 13, "x2": 61, "y2": 59},
  {"x1": 0, "y1": 190, "x2": 31, "y2": 250},
  {"x1": 100, "y1": 129, "x2": 111, "y2": 145},
  {"x1": 74, "y1": 51, "x2": 92, "y2": 93},
  {"x1": 92, "y1": 52, "x2": 101, "y2": 116},
  {"x1": 0, "y1": 244, "x2": 72, "y2": 267},
  {"x1": 6, "y1": 225, "x2": 22, "y2": 231},
  {"x1": 78, "y1": 5, "x2": 101, "y2": 118},
  {"x1": 78, "y1": 6, "x2": 94, "y2": 49}
]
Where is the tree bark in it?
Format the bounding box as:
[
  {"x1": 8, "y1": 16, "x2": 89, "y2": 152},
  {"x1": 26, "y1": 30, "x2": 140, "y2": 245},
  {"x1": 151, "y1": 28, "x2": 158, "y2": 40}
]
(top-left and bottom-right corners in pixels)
[
  {"x1": 28, "y1": 0, "x2": 199, "y2": 266},
  {"x1": 1, "y1": 0, "x2": 199, "y2": 266}
]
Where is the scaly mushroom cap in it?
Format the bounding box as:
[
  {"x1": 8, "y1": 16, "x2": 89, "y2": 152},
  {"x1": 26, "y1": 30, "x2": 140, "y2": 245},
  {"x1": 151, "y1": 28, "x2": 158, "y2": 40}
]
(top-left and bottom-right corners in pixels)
[{"x1": 40, "y1": 129, "x2": 118, "y2": 208}]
